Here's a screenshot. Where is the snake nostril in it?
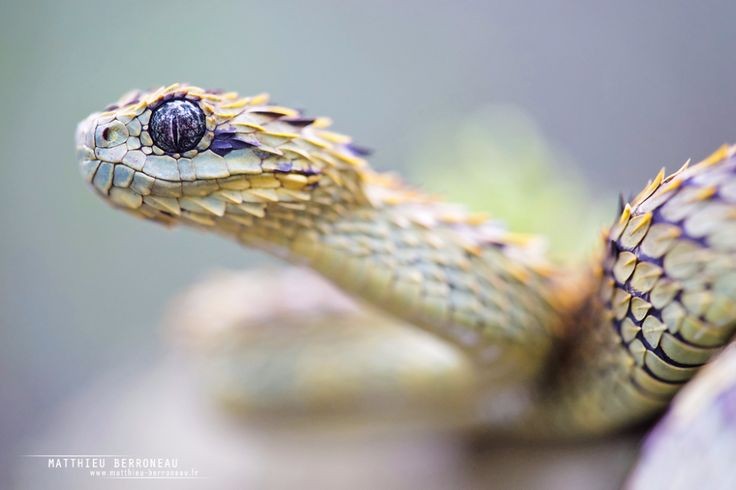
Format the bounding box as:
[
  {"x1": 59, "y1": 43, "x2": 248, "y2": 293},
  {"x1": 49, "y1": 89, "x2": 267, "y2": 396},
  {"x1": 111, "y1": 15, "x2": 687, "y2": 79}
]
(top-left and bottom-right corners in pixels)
[{"x1": 95, "y1": 120, "x2": 128, "y2": 148}]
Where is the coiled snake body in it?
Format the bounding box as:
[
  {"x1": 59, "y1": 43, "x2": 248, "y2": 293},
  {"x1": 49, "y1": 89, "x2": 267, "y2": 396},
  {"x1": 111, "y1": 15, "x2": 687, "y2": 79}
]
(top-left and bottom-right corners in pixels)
[{"x1": 76, "y1": 84, "x2": 736, "y2": 440}]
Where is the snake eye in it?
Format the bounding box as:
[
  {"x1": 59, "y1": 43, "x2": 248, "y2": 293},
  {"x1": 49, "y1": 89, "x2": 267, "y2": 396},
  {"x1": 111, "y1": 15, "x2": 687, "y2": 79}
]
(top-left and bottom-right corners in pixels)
[{"x1": 149, "y1": 99, "x2": 206, "y2": 153}]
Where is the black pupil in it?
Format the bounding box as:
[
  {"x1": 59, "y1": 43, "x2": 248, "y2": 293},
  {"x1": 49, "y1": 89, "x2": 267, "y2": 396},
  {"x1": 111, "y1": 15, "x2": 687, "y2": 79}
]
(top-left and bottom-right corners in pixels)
[{"x1": 149, "y1": 99, "x2": 206, "y2": 153}]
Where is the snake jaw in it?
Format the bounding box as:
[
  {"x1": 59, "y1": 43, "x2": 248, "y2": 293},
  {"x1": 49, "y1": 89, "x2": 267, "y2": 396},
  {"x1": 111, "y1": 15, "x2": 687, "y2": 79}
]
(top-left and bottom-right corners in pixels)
[{"x1": 76, "y1": 83, "x2": 370, "y2": 237}]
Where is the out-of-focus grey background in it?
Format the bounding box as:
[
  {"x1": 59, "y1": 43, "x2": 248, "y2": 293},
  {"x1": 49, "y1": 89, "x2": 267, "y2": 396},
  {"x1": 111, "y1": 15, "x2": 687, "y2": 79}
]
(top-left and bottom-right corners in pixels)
[{"x1": 1, "y1": 1, "x2": 735, "y2": 487}]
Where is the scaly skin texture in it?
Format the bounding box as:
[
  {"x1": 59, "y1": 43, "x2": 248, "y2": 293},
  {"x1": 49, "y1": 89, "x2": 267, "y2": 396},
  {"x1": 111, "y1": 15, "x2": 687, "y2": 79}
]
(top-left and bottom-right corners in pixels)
[
  {"x1": 76, "y1": 83, "x2": 736, "y2": 436},
  {"x1": 166, "y1": 268, "x2": 480, "y2": 427},
  {"x1": 534, "y1": 149, "x2": 736, "y2": 435}
]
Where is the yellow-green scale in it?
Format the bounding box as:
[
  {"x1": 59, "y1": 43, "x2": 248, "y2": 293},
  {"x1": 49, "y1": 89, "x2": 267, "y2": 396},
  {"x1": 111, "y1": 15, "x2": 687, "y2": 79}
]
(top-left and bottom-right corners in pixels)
[{"x1": 285, "y1": 199, "x2": 562, "y2": 393}]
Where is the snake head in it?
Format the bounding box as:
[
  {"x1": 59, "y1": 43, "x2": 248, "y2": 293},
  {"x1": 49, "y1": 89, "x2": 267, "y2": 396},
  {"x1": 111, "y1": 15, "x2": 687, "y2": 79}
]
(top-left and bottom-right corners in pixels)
[{"x1": 76, "y1": 83, "x2": 370, "y2": 242}]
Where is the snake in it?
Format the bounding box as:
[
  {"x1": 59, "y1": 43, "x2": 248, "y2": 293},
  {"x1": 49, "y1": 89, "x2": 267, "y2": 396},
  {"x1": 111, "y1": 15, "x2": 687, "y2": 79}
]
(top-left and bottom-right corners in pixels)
[{"x1": 75, "y1": 83, "x2": 736, "y2": 440}]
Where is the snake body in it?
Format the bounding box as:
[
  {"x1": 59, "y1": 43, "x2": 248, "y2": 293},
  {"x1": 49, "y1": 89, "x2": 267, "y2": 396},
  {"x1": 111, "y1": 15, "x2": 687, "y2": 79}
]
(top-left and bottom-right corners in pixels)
[
  {"x1": 167, "y1": 268, "x2": 481, "y2": 427},
  {"x1": 76, "y1": 83, "x2": 736, "y2": 437}
]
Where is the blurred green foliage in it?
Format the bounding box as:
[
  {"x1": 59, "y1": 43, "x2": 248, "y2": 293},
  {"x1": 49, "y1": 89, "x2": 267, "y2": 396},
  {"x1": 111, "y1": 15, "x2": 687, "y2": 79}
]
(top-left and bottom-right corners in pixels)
[{"x1": 408, "y1": 106, "x2": 613, "y2": 262}]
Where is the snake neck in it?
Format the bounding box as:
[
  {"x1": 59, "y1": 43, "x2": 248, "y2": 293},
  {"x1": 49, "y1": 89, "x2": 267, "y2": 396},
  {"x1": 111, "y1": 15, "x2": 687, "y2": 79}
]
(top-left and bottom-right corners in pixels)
[{"x1": 236, "y1": 178, "x2": 568, "y2": 388}]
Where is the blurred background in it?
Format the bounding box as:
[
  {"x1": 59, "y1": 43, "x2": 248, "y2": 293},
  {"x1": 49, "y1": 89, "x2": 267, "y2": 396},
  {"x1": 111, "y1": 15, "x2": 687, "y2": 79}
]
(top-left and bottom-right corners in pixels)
[{"x1": 1, "y1": 1, "x2": 735, "y2": 488}]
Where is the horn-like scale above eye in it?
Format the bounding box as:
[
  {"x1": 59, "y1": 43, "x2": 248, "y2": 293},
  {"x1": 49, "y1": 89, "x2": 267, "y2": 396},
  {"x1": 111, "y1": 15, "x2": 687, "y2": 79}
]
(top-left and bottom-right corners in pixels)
[{"x1": 149, "y1": 99, "x2": 206, "y2": 153}]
